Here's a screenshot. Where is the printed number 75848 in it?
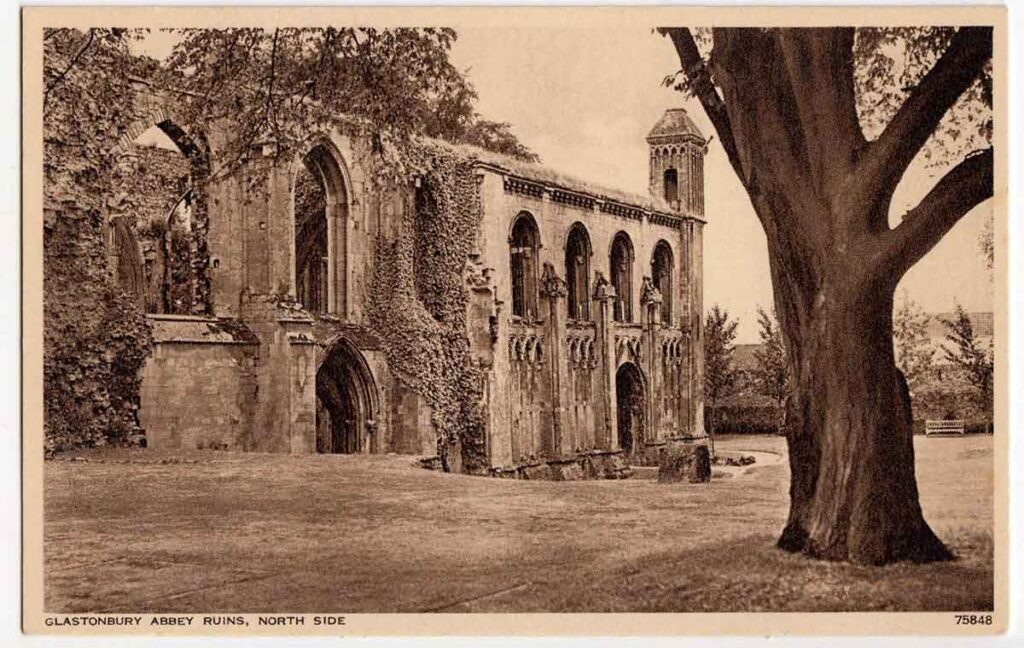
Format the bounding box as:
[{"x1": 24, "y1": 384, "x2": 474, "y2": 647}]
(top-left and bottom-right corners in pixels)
[{"x1": 955, "y1": 614, "x2": 993, "y2": 626}]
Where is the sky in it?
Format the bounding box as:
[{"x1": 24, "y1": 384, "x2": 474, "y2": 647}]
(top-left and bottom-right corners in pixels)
[{"x1": 133, "y1": 28, "x2": 993, "y2": 343}]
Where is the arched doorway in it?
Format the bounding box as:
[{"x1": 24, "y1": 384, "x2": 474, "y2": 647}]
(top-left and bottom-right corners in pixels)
[
  {"x1": 316, "y1": 339, "x2": 378, "y2": 454},
  {"x1": 616, "y1": 362, "x2": 646, "y2": 460},
  {"x1": 111, "y1": 216, "x2": 146, "y2": 309}
]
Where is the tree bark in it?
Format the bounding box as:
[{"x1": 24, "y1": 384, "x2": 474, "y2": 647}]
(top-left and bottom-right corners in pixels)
[{"x1": 774, "y1": 268, "x2": 951, "y2": 564}]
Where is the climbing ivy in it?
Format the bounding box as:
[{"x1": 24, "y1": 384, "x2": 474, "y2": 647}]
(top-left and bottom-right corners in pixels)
[
  {"x1": 368, "y1": 140, "x2": 488, "y2": 472},
  {"x1": 43, "y1": 29, "x2": 154, "y2": 453}
]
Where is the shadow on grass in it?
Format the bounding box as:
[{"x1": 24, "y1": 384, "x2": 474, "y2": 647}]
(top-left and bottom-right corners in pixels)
[{"x1": 534, "y1": 531, "x2": 993, "y2": 613}]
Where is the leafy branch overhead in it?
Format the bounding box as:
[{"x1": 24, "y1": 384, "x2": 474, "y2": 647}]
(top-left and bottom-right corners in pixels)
[
  {"x1": 156, "y1": 27, "x2": 539, "y2": 166},
  {"x1": 659, "y1": 26, "x2": 992, "y2": 276}
]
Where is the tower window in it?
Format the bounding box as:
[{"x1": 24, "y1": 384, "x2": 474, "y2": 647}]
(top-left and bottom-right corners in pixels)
[{"x1": 663, "y1": 168, "x2": 679, "y2": 203}]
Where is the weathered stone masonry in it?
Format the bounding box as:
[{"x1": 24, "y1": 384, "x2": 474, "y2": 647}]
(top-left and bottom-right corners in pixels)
[{"x1": 110, "y1": 85, "x2": 708, "y2": 476}]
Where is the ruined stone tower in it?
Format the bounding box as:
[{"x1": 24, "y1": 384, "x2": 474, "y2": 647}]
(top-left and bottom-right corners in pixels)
[{"x1": 647, "y1": 108, "x2": 706, "y2": 217}]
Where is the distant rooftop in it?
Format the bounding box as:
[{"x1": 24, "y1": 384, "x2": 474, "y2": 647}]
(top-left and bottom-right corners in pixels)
[{"x1": 646, "y1": 108, "x2": 706, "y2": 144}]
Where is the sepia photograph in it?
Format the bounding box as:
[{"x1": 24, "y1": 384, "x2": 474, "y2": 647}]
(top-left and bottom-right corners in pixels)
[{"x1": 22, "y1": 5, "x2": 1008, "y2": 636}]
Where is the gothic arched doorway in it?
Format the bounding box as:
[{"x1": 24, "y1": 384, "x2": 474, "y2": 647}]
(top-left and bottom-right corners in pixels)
[
  {"x1": 316, "y1": 339, "x2": 378, "y2": 454},
  {"x1": 616, "y1": 362, "x2": 646, "y2": 460}
]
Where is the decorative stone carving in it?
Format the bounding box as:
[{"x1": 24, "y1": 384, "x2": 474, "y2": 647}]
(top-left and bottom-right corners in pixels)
[
  {"x1": 464, "y1": 256, "x2": 494, "y2": 291},
  {"x1": 592, "y1": 271, "x2": 615, "y2": 300},
  {"x1": 640, "y1": 275, "x2": 662, "y2": 306},
  {"x1": 509, "y1": 333, "x2": 545, "y2": 366},
  {"x1": 540, "y1": 262, "x2": 567, "y2": 300}
]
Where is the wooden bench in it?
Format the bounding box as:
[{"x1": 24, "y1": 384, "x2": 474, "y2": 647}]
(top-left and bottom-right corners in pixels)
[{"x1": 925, "y1": 419, "x2": 966, "y2": 436}]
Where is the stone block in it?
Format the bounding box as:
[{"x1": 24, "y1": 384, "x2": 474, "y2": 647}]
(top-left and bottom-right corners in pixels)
[
  {"x1": 603, "y1": 452, "x2": 634, "y2": 479},
  {"x1": 548, "y1": 459, "x2": 585, "y2": 481},
  {"x1": 489, "y1": 466, "x2": 520, "y2": 479},
  {"x1": 636, "y1": 441, "x2": 667, "y2": 467},
  {"x1": 582, "y1": 451, "x2": 633, "y2": 480},
  {"x1": 658, "y1": 443, "x2": 711, "y2": 483},
  {"x1": 519, "y1": 463, "x2": 553, "y2": 480}
]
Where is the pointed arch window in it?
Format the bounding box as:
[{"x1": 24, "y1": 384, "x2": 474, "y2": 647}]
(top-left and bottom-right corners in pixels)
[
  {"x1": 652, "y1": 241, "x2": 674, "y2": 326},
  {"x1": 611, "y1": 232, "x2": 634, "y2": 323},
  {"x1": 296, "y1": 142, "x2": 349, "y2": 316},
  {"x1": 565, "y1": 223, "x2": 592, "y2": 321},
  {"x1": 510, "y1": 212, "x2": 540, "y2": 319}
]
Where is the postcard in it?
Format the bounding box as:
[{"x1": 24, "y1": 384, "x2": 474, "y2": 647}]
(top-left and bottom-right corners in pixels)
[{"x1": 22, "y1": 4, "x2": 1008, "y2": 636}]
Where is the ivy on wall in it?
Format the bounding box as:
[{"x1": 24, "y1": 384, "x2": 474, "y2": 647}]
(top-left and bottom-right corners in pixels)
[
  {"x1": 368, "y1": 140, "x2": 488, "y2": 472},
  {"x1": 44, "y1": 211, "x2": 154, "y2": 454},
  {"x1": 43, "y1": 29, "x2": 154, "y2": 454}
]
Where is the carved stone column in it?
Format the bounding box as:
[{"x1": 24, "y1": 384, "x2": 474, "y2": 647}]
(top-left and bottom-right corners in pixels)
[
  {"x1": 465, "y1": 257, "x2": 500, "y2": 465},
  {"x1": 540, "y1": 262, "x2": 569, "y2": 457},
  {"x1": 640, "y1": 276, "x2": 663, "y2": 459},
  {"x1": 691, "y1": 221, "x2": 706, "y2": 438},
  {"x1": 592, "y1": 272, "x2": 617, "y2": 450}
]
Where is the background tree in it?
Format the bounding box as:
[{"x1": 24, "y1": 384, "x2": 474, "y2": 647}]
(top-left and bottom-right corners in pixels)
[
  {"x1": 704, "y1": 305, "x2": 739, "y2": 456},
  {"x1": 753, "y1": 307, "x2": 789, "y2": 420},
  {"x1": 940, "y1": 304, "x2": 994, "y2": 429},
  {"x1": 159, "y1": 28, "x2": 537, "y2": 171},
  {"x1": 893, "y1": 292, "x2": 935, "y2": 391},
  {"x1": 661, "y1": 26, "x2": 993, "y2": 564}
]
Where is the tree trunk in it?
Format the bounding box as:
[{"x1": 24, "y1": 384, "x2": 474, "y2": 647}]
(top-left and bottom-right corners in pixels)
[{"x1": 775, "y1": 273, "x2": 951, "y2": 564}]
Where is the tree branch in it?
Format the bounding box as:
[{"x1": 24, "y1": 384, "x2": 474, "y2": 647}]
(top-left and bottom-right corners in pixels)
[
  {"x1": 883, "y1": 147, "x2": 993, "y2": 279},
  {"x1": 660, "y1": 28, "x2": 743, "y2": 179},
  {"x1": 776, "y1": 28, "x2": 866, "y2": 189},
  {"x1": 860, "y1": 27, "x2": 992, "y2": 198},
  {"x1": 265, "y1": 28, "x2": 281, "y2": 152}
]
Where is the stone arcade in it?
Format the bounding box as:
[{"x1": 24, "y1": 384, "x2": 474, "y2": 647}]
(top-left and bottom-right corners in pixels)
[{"x1": 111, "y1": 81, "x2": 708, "y2": 476}]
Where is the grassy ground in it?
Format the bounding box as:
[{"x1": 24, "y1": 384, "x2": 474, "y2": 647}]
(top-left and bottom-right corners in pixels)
[{"x1": 44, "y1": 434, "x2": 993, "y2": 613}]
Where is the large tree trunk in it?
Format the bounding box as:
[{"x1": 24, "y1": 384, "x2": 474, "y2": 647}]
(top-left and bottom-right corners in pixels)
[{"x1": 773, "y1": 264, "x2": 951, "y2": 564}]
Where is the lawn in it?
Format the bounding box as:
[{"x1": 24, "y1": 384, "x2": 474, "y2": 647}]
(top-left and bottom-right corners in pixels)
[{"x1": 44, "y1": 434, "x2": 994, "y2": 613}]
